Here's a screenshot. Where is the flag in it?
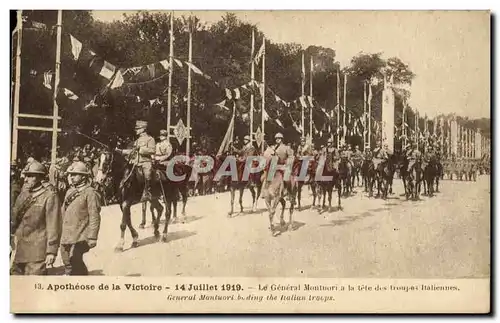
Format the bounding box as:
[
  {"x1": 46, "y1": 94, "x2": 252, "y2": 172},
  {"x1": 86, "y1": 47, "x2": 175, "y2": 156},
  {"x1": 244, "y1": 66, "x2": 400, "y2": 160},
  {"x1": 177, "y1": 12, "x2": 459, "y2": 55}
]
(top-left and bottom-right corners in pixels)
[
  {"x1": 69, "y1": 35, "x2": 82, "y2": 61},
  {"x1": 299, "y1": 96, "x2": 307, "y2": 108},
  {"x1": 43, "y1": 71, "x2": 52, "y2": 89},
  {"x1": 99, "y1": 61, "x2": 116, "y2": 80},
  {"x1": 63, "y1": 88, "x2": 79, "y2": 100},
  {"x1": 159, "y1": 59, "x2": 170, "y2": 70},
  {"x1": 174, "y1": 59, "x2": 183, "y2": 68},
  {"x1": 217, "y1": 105, "x2": 236, "y2": 155},
  {"x1": 225, "y1": 88, "x2": 232, "y2": 100},
  {"x1": 234, "y1": 88, "x2": 241, "y2": 100},
  {"x1": 254, "y1": 40, "x2": 265, "y2": 65},
  {"x1": 110, "y1": 70, "x2": 124, "y2": 89}
]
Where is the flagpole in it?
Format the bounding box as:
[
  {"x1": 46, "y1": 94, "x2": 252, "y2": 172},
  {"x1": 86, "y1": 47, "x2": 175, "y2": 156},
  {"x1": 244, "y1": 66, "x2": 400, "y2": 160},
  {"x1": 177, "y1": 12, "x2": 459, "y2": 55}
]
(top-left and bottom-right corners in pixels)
[
  {"x1": 343, "y1": 72, "x2": 347, "y2": 146},
  {"x1": 367, "y1": 80, "x2": 372, "y2": 151},
  {"x1": 363, "y1": 81, "x2": 367, "y2": 151},
  {"x1": 336, "y1": 68, "x2": 341, "y2": 148},
  {"x1": 167, "y1": 12, "x2": 174, "y2": 139},
  {"x1": 11, "y1": 10, "x2": 23, "y2": 164},
  {"x1": 402, "y1": 98, "x2": 406, "y2": 148},
  {"x1": 415, "y1": 111, "x2": 419, "y2": 151},
  {"x1": 250, "y1": 29, "x2": 255, "y2": 145},
  {"x1": 309, "y1": 55, "x2": 313, "y2": 141},
  {"x1": 261, "y1": 37, "x2": 265, "y2": 153},
  {"x1": 186, "y1": 16, "x2": 192, "y2": 157},
  {"x1": 51, "y1": 10, "x2": 62, "y2": 165},
  {"x1": 301, "y1": 52, "x2": 305, "y2": 139}
]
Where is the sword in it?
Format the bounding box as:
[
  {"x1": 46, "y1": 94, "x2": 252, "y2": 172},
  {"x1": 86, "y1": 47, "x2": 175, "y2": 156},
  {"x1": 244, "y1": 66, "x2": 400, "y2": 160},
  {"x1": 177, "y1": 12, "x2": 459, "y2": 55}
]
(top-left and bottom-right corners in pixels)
[{"x1": 75, "y1": 131, "x2": 110, "y2": 150}]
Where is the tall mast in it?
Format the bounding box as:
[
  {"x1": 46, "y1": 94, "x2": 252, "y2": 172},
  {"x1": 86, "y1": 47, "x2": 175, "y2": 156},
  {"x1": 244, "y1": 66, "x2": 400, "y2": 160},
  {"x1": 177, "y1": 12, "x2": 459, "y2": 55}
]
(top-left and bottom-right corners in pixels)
[{"x1": 51, "y1": 10, "x2": 62, "y2": 165}]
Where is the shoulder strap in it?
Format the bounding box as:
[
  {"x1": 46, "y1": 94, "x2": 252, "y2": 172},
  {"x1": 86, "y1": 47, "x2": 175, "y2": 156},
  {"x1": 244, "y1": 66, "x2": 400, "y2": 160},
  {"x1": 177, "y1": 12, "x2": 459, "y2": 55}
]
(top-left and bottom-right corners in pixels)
[{"x1": 64, "y1": 188, "x2": 82, "y2": 209}]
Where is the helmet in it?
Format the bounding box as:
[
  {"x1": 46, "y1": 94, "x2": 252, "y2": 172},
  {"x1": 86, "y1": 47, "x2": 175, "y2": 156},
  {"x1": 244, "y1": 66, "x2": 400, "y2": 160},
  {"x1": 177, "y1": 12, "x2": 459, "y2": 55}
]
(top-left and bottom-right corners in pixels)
[
  {"x1": 22, "y1": 160, "x2": 46, "y2": 175},
  {"x1": 135, "y1": 120, "x2": 148, "y2": 130},
  {"x1": 275, "y1": 133, "x2": 284, "y2": 139},
  {"x1": 327, "y1": 138, "x2": 334, "y2": 144},
  {"x1": 159, "y1": 129, "x2": 168, "y2": 137},
  {"x1": 243, "y1": 135, "x2": 251, "y2": 141},
  {"x1": 67, "y1": 161, "x2": 91, "y2": 175}
]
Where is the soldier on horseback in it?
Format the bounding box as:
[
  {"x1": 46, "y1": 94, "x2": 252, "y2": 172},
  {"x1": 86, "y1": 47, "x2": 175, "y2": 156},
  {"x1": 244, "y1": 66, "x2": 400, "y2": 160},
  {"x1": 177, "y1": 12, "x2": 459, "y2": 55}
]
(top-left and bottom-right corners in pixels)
[
  {"x1": 261, "y1": 133, "x2": 294, "y2": 198},
  {"x1": 372, "y1": 140, "x2": 389, "y2": 172},
  {"x1": 231, "y1": 135, "x2": 255, "y2": 160},
  {"x1": 154, "y1": 129, "x2": 173, "y2": 168},
  {"x1": 115, "y1": 120, "x2": 156, "y2": 202},
  {"x1": 296, "y1": 136, "x2": 313, "y2": 156},
  {"x1": 406, "y1": 141, "x2": 422, "y2": 173}
]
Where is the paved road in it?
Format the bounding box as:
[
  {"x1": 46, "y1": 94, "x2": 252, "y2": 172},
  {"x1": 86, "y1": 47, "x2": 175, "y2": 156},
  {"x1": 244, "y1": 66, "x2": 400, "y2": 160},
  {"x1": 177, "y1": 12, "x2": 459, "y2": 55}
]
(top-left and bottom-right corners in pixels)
[{"x1": 52, "y1": 175, "x2": 490, "y2": 278}]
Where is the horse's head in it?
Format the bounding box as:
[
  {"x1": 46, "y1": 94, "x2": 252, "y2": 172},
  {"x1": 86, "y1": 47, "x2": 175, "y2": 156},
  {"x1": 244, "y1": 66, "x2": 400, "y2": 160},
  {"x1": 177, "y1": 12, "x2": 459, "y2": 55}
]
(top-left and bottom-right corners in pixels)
[{"x1": 95, "y1": 150, "x2": 113, "y2": 185}]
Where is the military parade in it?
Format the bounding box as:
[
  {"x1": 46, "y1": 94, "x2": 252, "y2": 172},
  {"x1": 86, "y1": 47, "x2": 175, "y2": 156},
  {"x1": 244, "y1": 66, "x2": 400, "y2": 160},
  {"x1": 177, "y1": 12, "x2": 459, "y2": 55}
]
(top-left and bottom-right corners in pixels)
[{"x1": 10, "y1": 10, "x2": 490, "y2": 277}]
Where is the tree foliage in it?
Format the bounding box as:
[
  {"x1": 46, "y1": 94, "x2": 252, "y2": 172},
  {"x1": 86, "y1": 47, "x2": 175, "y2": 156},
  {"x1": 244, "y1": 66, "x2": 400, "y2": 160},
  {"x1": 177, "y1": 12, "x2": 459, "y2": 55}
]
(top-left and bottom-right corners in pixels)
[{"x1": 13, "y1": 10, "x2": 489, "y2": 160}]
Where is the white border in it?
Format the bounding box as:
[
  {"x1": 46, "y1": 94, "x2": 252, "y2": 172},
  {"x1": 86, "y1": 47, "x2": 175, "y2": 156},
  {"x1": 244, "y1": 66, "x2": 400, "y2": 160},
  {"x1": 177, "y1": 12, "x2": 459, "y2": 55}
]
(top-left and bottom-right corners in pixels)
[{"x1": 1, "y1": 1, "x2": 496, "y2": 321}]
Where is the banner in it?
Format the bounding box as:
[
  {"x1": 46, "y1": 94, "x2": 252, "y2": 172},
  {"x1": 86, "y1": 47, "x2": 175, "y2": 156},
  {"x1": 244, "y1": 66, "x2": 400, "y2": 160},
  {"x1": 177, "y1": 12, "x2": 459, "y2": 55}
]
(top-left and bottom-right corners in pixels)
[
  {"x1": 450, "y1": 119, "x2": 458, "y2": 156},
  {"x1": 475, "y1": 130, "x2": 482, "y2": 159},
  {"x1": 381, "y1": 76, "x2": 395, "y2": 150}
]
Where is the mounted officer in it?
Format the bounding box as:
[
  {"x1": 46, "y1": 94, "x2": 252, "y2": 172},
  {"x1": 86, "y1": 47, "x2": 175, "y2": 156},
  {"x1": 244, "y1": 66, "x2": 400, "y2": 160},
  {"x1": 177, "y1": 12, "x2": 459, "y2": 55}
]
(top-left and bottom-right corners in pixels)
[
  {"x1": 296, "y1": 136, "x2": 313, "y2": 157},
  {"x1": 406, "y1": 141, "x2": 422, "y2": 172},
  {"x1": 261, "y1": 133, "x2": 294, "y2": 198},
  {"x1": 154, "y1": 129, "x2": 173, "y2": 169},
  {"x1": 231, "y1": 135, "x2": 255, "y2": 160},
  {"x1": 372, "y1": 140, "x2": 389, "y2": 172},
  {"x1": 115, "y1": 120, "x2": 156, "y2": 202},
  {"x1": 11, "y1": 160, "x2": 61, "y2": 275},
  {"x1": 60, "y1": 161, "x2": 102, "y2": 275}
]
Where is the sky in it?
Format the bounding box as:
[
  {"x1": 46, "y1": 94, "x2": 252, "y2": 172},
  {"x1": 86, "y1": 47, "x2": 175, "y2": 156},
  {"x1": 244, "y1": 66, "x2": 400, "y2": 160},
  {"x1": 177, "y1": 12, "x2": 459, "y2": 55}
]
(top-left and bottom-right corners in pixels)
[{"x1": 92, "y1": 10, "x2": 490, "y2": 119}]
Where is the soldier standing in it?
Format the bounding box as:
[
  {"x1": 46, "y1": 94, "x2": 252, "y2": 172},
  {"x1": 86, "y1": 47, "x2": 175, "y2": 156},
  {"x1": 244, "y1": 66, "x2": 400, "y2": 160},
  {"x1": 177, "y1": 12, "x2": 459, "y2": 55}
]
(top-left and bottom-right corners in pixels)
[
  {"x1": 60, "y1": 161, "x2": 101, "y2": 276},
  {"x1": 115, "y1": 120, "x2": 156, "y2": 202},
  {"x1": 11, "y1": 161, "x2": 61, "y2": 275}
]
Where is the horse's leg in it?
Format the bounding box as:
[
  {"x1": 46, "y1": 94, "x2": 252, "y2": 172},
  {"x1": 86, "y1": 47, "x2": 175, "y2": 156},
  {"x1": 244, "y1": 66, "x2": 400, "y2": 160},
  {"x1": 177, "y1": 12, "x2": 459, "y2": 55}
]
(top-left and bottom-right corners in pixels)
[
  {"x1": 249, "y1": 186, "x2": 257, "y2": 212},
  {"x1": 150, "y1": 198, "x2": 161, "y2": 240},
  {"x1": 311, "y1": 182, "x2": 317, "y2": 206},
  {"x1": 279, "y1": 198, "x2": 286, "y2": 228},
  {"x1": 115, "y1": 202, "x2": 128, "y2": 252},
  {"x1": 322, "y1": 185, "x2": 327, "y2": 209},
  {"x1": 123, "y1": 200, "x2": 139, "y2": 249},
  {"x1": 336, "y1": 180, "x2": 342, "y2": 210},
  {"x1": 288, "y1": 187, "x2": 296, "y2": 231},
  {"x1": 297, "y1": 183, "x2": 302, "y2": 209},
  {"x1": 162, "y1": 198, "x2": 172, "y2": 243},
  {"x1": 140, "y1": 201, "x2": 147, "y2": 229},
  {"x1": 228, "y1": 185, "x2": 235, "y2": 217},
  {"x1": 239, "y1": 186, "x2": 244, "y2": 213},
  {"x1": 181, "y1": 187, "x2": 188, "y2": 217}
]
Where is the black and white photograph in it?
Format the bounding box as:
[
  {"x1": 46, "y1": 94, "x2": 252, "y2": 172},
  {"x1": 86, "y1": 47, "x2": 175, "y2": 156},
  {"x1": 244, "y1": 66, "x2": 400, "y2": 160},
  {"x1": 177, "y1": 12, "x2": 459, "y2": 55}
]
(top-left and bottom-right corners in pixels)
[{"x1": 9, "y1": 9, "x2": 490, "y2": 313}]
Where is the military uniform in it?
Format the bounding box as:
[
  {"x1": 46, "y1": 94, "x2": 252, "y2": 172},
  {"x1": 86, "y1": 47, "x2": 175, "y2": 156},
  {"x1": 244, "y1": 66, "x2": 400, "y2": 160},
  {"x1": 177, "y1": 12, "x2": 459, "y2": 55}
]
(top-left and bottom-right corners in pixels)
[
  {"x1": 11, "y1": 161, "x2": 61, "y2": 275},
  {"x1": 407, "y1": 147, "x2": 422, "y2": 172},
  {"x1": 234, "y1": 141, "x2": 256, "y2": 160},
  {"x1": 61, "y1": 162, "x2": 101, "y2": 276},
  {"x1": 117, "y1": 121, "x2": 156, "y2": 201},
  {"x1": 155, "y1": 132, "x2": 173, "y2": 167},
  {"x1": 297, "y1": 142, "x2": 313, "y2": 156}
]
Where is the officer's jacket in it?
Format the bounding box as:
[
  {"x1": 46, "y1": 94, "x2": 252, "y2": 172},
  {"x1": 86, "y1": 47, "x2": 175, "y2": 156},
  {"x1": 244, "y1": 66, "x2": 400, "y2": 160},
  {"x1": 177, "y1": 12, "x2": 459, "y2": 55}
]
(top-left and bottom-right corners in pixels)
[
  {"x1": 11, "y1": 184, "x2": 61, "y2": 263},
  {"x1": 155, "y1": 140, "x2": 173, "y2": 166},
  {"x1": 60, "y1": 182, "x2": 101, "y2": 245},
  {"x1": 121, "y1": 133, "x2": 156, "y2": 165},
  {"x1": 297, "y1": 144, "x2": 313, "y2": 156},
  {"x1": 269, "y1": 144, "x2": 294, "y2": 164}
]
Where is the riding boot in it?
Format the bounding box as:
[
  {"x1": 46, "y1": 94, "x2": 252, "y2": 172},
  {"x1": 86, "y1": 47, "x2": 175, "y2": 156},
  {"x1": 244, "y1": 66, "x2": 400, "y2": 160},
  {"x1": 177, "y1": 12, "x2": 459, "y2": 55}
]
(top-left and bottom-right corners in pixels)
[{"x1": 141, "y1": 179, "x2": 152, "y2": 202}]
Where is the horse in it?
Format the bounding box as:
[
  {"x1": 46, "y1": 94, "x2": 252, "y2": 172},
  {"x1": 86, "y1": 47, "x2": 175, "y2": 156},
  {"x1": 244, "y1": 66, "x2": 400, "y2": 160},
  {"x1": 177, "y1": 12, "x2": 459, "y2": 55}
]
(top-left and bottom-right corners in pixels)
[
  {"x1": 295, "y1": 156, "x2": 319, "y2": 209},
  {"x1": 339, "y1": 156, "x2": 352, "y2": 196},
  {"x1": 351, "y1": 157, "x2": 363, "y2": 187},
  {"x1": 261, "y1": 157, "x2": 298, "y2": 236},
  {"x1": 219, "y1": 154, "x2": 262, "y2": 217},
  {"x1": 405, "y1": 159, "x2": 423, "y2": 200},
  {"x1": 316, "y1": 152, "x2": 342, "y2": 211},
  {"x1": 95, "y1": 149, "x2": 178, "y2": 251}
]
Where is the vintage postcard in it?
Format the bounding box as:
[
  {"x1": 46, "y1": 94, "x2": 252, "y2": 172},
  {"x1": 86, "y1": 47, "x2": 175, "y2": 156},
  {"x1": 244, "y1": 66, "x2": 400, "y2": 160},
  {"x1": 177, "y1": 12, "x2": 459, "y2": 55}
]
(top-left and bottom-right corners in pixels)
[{"x1": 10, "y1": 10, "x2": 490, "y2": 313}]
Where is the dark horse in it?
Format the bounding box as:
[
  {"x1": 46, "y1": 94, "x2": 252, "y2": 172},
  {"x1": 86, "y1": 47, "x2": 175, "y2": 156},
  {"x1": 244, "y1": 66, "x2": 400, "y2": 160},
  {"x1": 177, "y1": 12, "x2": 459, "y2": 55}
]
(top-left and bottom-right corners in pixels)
[
  {"x1": 95, "y1": 150, "x2": 190, "y2": 251},
  {"x1": 215, "y1": 155, "x2": 262, "y2": 216},
  {"x1": 295, "y1": 156, "x2": 319, "y2": 209},
  {"x1": 316, "y1": 152, "x2": 342, "y2": 211}
]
